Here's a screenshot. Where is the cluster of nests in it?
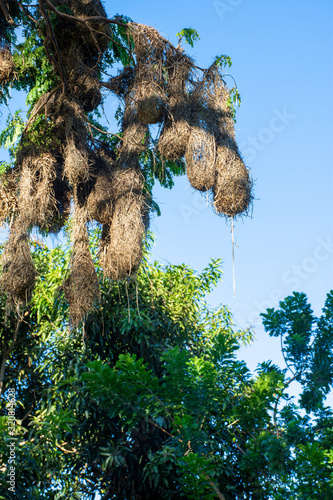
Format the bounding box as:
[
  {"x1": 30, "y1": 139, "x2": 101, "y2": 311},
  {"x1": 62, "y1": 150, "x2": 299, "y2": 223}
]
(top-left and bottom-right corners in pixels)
[
  {"x1": 110, "y1": 23, "x2": 253, "y2": 216},
  {"x1": 0, "y1": 17, "x2": 252, "y2": 325}
]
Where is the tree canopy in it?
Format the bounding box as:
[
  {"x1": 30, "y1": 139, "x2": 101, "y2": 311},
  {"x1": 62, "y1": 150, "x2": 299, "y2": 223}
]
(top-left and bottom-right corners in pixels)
[{"x1": 1, "y1": 234, "x2": 333, "y2": 499}]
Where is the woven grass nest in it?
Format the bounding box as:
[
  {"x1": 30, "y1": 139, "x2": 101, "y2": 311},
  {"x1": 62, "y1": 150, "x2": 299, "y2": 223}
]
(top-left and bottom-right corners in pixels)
[
  {"x1": 64, "y1": 133, "x2": 90, "y2": 185},
  {"x1": 62, "y1": 100, "x2": 91, "y2": 185},
  {"x1": 73, "y1": 75, "x2": 102, "y2": 112},
  {"x1": 157, "y1": 50, "x2": 193, "y2": 161},
  {"x1": 213, "y1": 145, "x2": 252, "y2": 217},
  {"x1": 185, "y1": 127, "x2": 216, "y2": 192},
  {"x1": 17, "y1": 148, "x2": 57, "y2": 229},
  {"x1": 122, "y1": 95, "x2": 149, "y2": 156},
  {"x1": 0, "y1": 171, "x2": 18, "y2": 226},
  {"x1": 99, "y1": 166, "x2": 149, "y2": 280},
  {"x1": 1, "y1": 224, "x2": 37, "y2": 305},
  {"x1": 63, "y1": 205, "x2": 100, "y2": 325},
  {"x1": 136, "y1": 83, "x2": 165, "y2": 125},
  {"x1": 15, "y1": 145, "x2": 72, "y2": 231},
  {"x1": 158, "y1": 118, "x2": 190, "y2": 161},
  {"x1": 158, "y1": 97, "x2": 192, "y2": 161},
  {"x1": 87, "y1": 153, "x2": 114, "y2": 225},
  {"x1": 0, "y1": 46, "x2": 14, "y2": 84}
]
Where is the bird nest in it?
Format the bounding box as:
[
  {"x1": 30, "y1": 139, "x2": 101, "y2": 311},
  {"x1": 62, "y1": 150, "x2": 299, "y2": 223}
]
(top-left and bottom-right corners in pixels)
[
  {"x1": 158, "y1": 96, "x2": 192, "y2": 161},
  {"x1": 1, "y1": 222, "x2": 37, "y2": 305},
  {"x1": 136, "y1": 82, "x2": 165, "y2": 125},
  {"x1": 73, "y1": 74, "x2": 102, "y2": 112},
  {"x1": 0, "y1": 170, "x2": 18, "y2": 227},
  {"x1": 17, "y1": 148, "x2": 58, "y2": 229},
  {"x1": 121, "y1": 91, "x2": 150, "y2": 156},
  {"x1": 0, "y1": 46, "x2": 14, "y2": 84},
  {"x1": 185, "y1": 127, "x2": 216, "y2": 192},
  {"x1": 99, "y1": 166, "x2": 148, "y2": 280},
  {"x1": 87, "y1": 152, "x2": 114, "y2": 225},
  {"x1": 213, "y1": 145, "x2": 252, "y2": 217},
  {"x1": 63, "y1": 205, "x2": 100, "y2": 325}
]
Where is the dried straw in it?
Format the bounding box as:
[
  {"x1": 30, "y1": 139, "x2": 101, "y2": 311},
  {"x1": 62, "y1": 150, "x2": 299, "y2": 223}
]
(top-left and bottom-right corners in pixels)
[
  {"x1": 74, "y1": 74, "x2": 102, "y2": 112},
  {"x1": 63, "y1": 204, "x2": 100, "y2": 325},
  {"x1": 87, "y1": 151, "x2": 114, "y2": 225},
  {"x1": 63, "y1": 100, "x2": 91, "y2": 185},
  {"x1": 158, "y1": 50, "x2": 194, "y2": 160},
  {"x1": 0, "y1": 170, "x2": 17, "y2": 227},
  {"x1": 213, "y1": 145, "x2": 252, "y2": 217},
  {"x1": 99, "y1": 166, "x2": 148, "y2": 280},
  {"x1": 185, "y1": 127, "x2": 216, "y2": 192},
  {"x1": 1, "y1": 221, "x2": 37, "y2": 305},
  {"x1": 17, "y1": 148, "x2": 58, "y2": 230},
  {"x1": 0, "y1": 46, "x2": 14, "y2": 84},
  {"x1": 136, "y1": 82, "x2": 165, "y2": 124}
]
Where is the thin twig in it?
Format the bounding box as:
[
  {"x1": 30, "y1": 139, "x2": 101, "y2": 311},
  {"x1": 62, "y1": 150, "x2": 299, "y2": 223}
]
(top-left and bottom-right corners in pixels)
[{"x1": 88, "y1": 122, "x2": 123, "y2": 140}]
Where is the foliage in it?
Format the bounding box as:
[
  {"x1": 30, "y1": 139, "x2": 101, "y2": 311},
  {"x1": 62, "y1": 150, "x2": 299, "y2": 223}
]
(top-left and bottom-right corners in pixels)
[
  {"x1": 0, "y1": 235, "x2": 332, "y2": 499},
  {"x1": 261, "y1": 291, "x2": 333, "y2": 412},
  {"x1": 176, "y1": 28, "x2": 200, "y2": 48}
]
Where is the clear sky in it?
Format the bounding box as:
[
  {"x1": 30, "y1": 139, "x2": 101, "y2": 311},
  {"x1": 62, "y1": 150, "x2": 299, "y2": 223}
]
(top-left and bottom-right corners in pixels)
[{"x1": 102, "y1": 0, "x2": 333, "y2": 372}]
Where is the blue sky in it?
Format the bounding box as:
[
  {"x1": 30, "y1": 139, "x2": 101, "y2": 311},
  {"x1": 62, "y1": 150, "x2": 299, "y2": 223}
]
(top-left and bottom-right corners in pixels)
[{"x1": 103, "y1": 0, "x2": 333, "y2": 372}]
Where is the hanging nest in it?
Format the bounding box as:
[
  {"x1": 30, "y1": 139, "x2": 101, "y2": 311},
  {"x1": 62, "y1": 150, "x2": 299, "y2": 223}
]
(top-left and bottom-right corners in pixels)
[
  {"x1": 158, "y1": 117, "x2": 190, "y2": 161},
  {"x1": 87, "y1": 151, "x2": 114, "y2": 225},
  {"x1": 122, "y1": 119, "x2": 149, "y2": 156},
  {"x1": 136, "y1": 82, "x2": 165, "y2": 125},
  {"x1": 64, "y1": 133, "x2": 90, "y2": 185},
  {"x1": 213, "y1": 145, "x2": 252, "y2": 217},
  {"x1": 0, "y1": 46, "x2": 14, "y2": 84},
  {"x1": 185, "y1": 127, "x2": 216, "y2": 192},
  {"x1": 158, "y1": 99, "x2": 191, "y2": 161},
  {"x1": 73, "y1": 74, "x2": 102, "y2": 112},
  {"x1": 128, "y1": 23, "x2": 166, "y2": 124},
  {"x1": 0, "y1": 222, "x2": 37, "y2": 305},
  {"x1": 63, "y1": 205, "x2": 100, "y2": 325},
  {"x1": 165, "y1": 49, "x2": 194, "y2": 93},
  {"x1": 158, "y1": 50, "x2": 194, "y2": 160},
  {"x1": 16, "y1": 147, "x2": 58, "y2": 230},
  {"x1": 50, "y1": 175, "x2": 72, "y2": 232},
  {"x1": 128, "y1": 23, "x2": 165, "y2": 68},
  {"x1": 121, "y1": 90, "x2": 149, "y2": 156},
  {"x1": 62, "y1": 100, "x2": 91, "y2": 185},
  {"x1": 0, "y1": 170, "x2": 18, "y2": 226},
  {"x1": 190, "y1": 65, "x2": 235, "y2": 145},
  {"x1": 99, "y1": 166, "x2": 149, "y2": 280},
  {"x1": 15, "y1": 140, "x2": 71, "y2": 232}
]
